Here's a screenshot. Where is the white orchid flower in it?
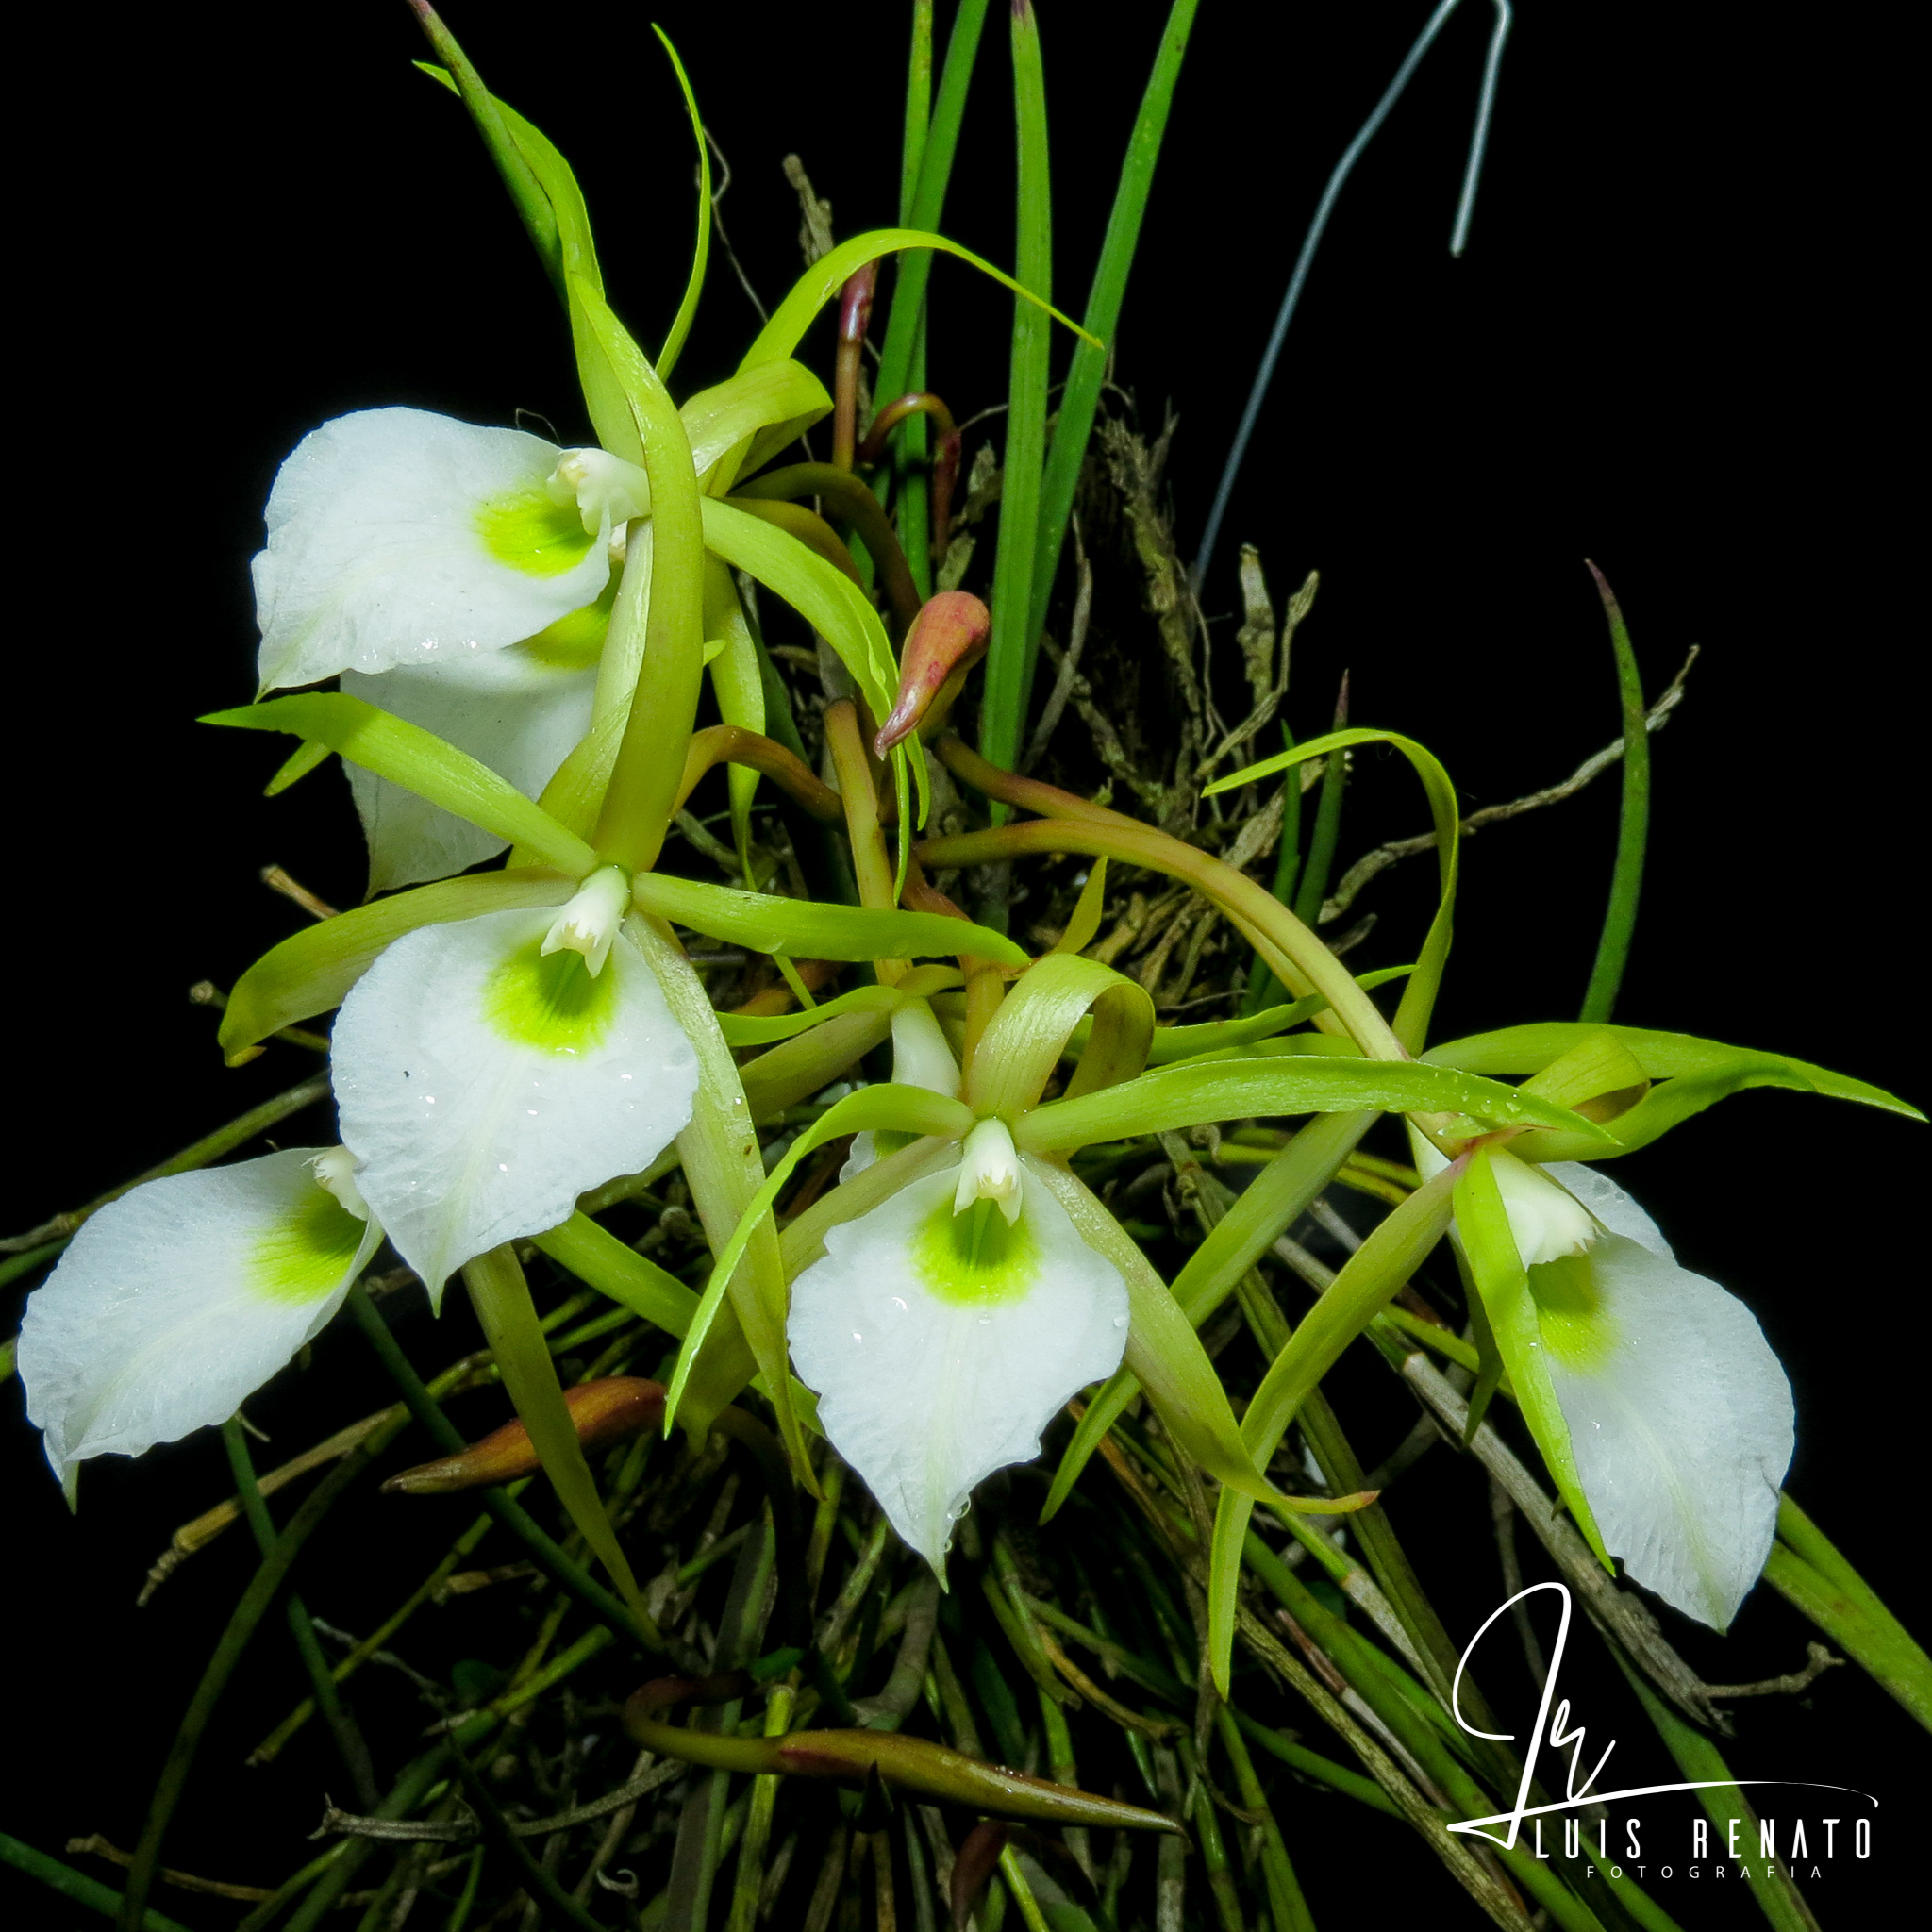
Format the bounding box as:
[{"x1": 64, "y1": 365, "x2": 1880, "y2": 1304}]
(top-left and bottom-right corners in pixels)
[
  {"x1": 1427, "y1": 1139, "x2": 1793, "y2": 1629},
  {"x1": 330, "y1": 882, "x2": 699, "y2": 1307},
  {"x1": 789, "y1": 1111, "x2": 1131, "y2": 1570},
  {"x1": 254, "y1": 408, "x2": 643, "y2": 691},
  {"x1": 253, "y1": 408, "x2": 640, "y2": 890},
  {"x1": 17, "y1": 1148, "x2": 384, "y2": 1495}
]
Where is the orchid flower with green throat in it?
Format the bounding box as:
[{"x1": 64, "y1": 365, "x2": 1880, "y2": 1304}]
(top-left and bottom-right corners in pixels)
[
  {"x1": 1410, "y1": 1022, "x2": 1925, "y2": 1630},
  {"x1": 677, "y1": 935, "x2": 1606, "y2": 1573}
]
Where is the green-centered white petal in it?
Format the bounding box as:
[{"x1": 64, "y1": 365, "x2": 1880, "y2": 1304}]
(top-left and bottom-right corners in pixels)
[
  {"x1": 16, "y1": 1149, "x2": 381, "y2": 1485},
  {"x1": 255, "y1": 408, "x2": 622, "y2": 689},
  {"x1": 788, "y1": 1155, "x2": 1129, "y2": 1569},
  {"x1": 331, "y1": 908, "x2": 697, "y2": 1307},
  {"x1": 1530, "y1": 1221, "x2": 1792, "y2": 1631}
]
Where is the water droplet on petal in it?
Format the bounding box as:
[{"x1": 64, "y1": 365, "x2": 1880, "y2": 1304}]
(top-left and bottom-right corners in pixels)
[{"x1": 1113, "y1": 1315, "x2": 1128, "y2": 1328}]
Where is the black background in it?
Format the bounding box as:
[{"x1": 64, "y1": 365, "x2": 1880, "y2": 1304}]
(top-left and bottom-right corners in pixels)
[{"x1": 6, "y1": 3, "x2": 1920, "y2": 1925}]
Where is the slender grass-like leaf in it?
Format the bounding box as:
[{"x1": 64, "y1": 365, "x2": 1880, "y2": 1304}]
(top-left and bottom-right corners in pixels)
[
  {"x1": 463, "y1": 1244, "x2": 652, "y2": 1620},
  {"x1": 649, "y1": 27, "x2": 709, "y2": 379},
  {"x1": 874, "y1": 0, "x2": 991, "y2": 411},
  {"x1": 1015, "y1": 1056, "x2": 1611, "y2": 1155},
  {"x1": 1208, "y1": 724, "x2": 1458, "y2": 1052},
  {"x1": 205, "y1": 696, "x2": 596, "y2": 876},
  {"x1": 220, "y1": 869, "x2": 575, "y2": 1060},
  {"x1": 1031, "y1": 0, "x2": 1199, "y2": 651},
  {"x1": 1767, "y1": 1497, "x2": 1932, "y2": 1730},
  {"x1": 700, "y1": 496, "x2": 898, "y2": 722},
  {"x1": 1030, "y1": 1159, "x2": 1285, "y2": 1507},
  {"x1": 630, "y1": 872, "x2": 1023, "y2": 964},
  {"x1": 1291, "y1": 684, "x2": 1349, "y2": 929},
  {"x1": 407, "y1": 20, "x2": 560, "y2": 291},
  {"x1": 1578, "y1": 562, "x2": 1649, "y2": 1024},
  {"x1": 740, "y1": 227, "x2": 1095, "y2": 378},
  {"x1": 1244, "y1": 729, "x2": 1302, "y2": 1014},
  {"x1": 979, "y1": 0, "x2": 1054, "y2": 786},
  {"x1": 1206, "y1": 1163, "x2": 1457, "y2": 1691},
  {"x1": 573, "y1": 278, "x2": 709, "y2": 873},
  {"x1": 1614, "y1": 1657, "x2": 1830, "y2": 1932}
]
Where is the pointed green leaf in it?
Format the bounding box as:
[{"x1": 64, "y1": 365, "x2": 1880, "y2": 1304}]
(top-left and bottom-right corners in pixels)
[
  {"x1": 699, "y1": 496, "x2": 898, "y2": 723},
  {"x1": 205, "y1": 694, "x2": 596, "y2": 876},
  {"x1": 665, "y1": 1084, "x2": 975, "y2": 1433},
  {"x1": 649, "y1": 26, "x2": 708, "y2": 379},
  {"x1": 683, "y1": 361, "x2": 833, "y2": 493},
  {"x1": 717, "y1": 968, "x2": 962, "y2": 1046},
  {"x1": 1425, "y1": 1020, "x2": 1924, "y2": 1157},
  {"x1": 1455, "y1": 1150, "x2": 1609, "y2": 1566},
  {"x1": 968, "y1": 953, "x2": 1154, "y2": 1119},
  {"x1": 739, "y1": 227, "x2": 1098, "y2": 376},
  {"x1": 219, "y1": 868, "x2": 575, "y2": 1060},
  {"x1": 464, "y1": 1243, "x2": 651, "y2": 1621},
  {"x1": 1027, "y1": 1159, "x2": 1282, "y2": 1507},
  {"x1": 1208, "y1": 727, "x2": 1459, "y2": 1053},
  {"x1": 1013, "y1": 1057, "x2": 1614, "y2": 1155},
  {"x1": 631, "y1": 871, "x2": 1024, "y2": 966}
]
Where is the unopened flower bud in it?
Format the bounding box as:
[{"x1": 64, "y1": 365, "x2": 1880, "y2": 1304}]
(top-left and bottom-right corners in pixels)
[
  {"x1": 541, "y1": 865, "x2": 632, "y2": 977},
  {"x1": 954, "y1": 1118, "x2": 1023, "y2": 1225}
]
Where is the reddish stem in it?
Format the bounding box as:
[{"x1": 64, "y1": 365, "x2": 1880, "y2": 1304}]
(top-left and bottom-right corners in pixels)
[{"x1": 832, "y1": 262, "x2": 879, "y2": 471}]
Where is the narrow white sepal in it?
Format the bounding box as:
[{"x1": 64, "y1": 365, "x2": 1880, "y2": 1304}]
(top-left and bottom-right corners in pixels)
[
  {"x1": 331, "y1": 908, "x2": 698, "y2": 1307},
  {"x1": 1531, "y1": 1230, "x2": 1794, "y2": 1630},
  {"x1": 890, "y1": 1001, "x2": 961, "y2": 1100},
  {"x1": 788, "y1": 1158, "x2": 1129, "y2": 1568},
  {"x1": 341, "y1": 646, "x2": 597, "y2": 892},
  {"x1": 255, "y1": 408, "x2": 615, "y2": 690},
  {"x1": 954, "y1": 1117, "x2": 1023, "y2": 1225},
  {"x1": 541, "y1": 866, "x2": 632, "y2": 978},
  {"x1": 16, "y1": 1150, "x2": 382, "y2": 1484}
]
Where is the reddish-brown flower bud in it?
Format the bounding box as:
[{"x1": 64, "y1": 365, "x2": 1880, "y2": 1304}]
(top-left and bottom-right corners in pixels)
[
  {"x1": 384, "y1": 1377, "x2": 665, "y2": 1495},
  {"x1": 874, "y1": 592, "x2": 992, "y2": 755}
]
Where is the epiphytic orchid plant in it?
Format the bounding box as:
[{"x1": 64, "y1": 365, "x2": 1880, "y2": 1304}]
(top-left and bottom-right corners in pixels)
[{"x1": 8, "y1": 7, "x2": 1924, "y2": 1929}]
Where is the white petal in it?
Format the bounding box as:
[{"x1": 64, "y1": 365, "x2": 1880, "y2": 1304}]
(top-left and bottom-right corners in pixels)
[
  {"x1": 341, "y1": 642, "x2": 598, "y2": 891},
  {"x1": 255, "y1": 408, "x2": 613, "y2": 689},
  {"x1": 1533, "y1": 1235, "x2": 1793, "y2": 1629},
  {"x1": 788, "y1": 1156, "x2": 1129, "y2": 1568},
  {"x1": 890, "y1": 1001, "x2": 961, "y2": 1099},
  {"x1": 1541, "y1": 1159, "x2": 1672, "y2": 1257},
  {"x1": 16, "y1": 1150, "x2": 380, "y2": 1483},
  {"x1": 332, "y1": 909, "x2": 697, "y2": 1305}
]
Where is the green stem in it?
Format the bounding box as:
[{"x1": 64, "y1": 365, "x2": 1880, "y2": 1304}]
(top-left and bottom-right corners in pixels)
[
  {"x1": 979, "y1": 0, "x2": 1053, "y2": 787},
  {"x1": 117, "y1": 1441, "x2": 378, "y2": 1930},
  {"x1": 1578, "y1": 563, "x2": 1649, "y2": 1023},
  {"x1": 925, "y1": 738, "x2": 1405, "y2": 1058},
  {"x1": 461, "y1": 1243, "x2": 653, "y2": 1624},
  {"x1": 220, "y1": 1420, "x2": 377, "y2": 1807},
  {"x1": 1291, "y1": 678, "x2": 1349, "y2": 930},
  {"x1": 1613, "y1": 1657, "x2": 1824, "y2": 1932},
  {"x1": 1214, "y1": 1708, "x2": 1316, "y2": 1932},
  {"x1": 344, "y1": 1284, "x2": 666, "y2": 1656},
  {"x1": 0, "y1": 1835, "x2": 193, "y2": 1932},
  {"x1": 1244, "y1": 730, "x2": 1302, "y2": 1014}
]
